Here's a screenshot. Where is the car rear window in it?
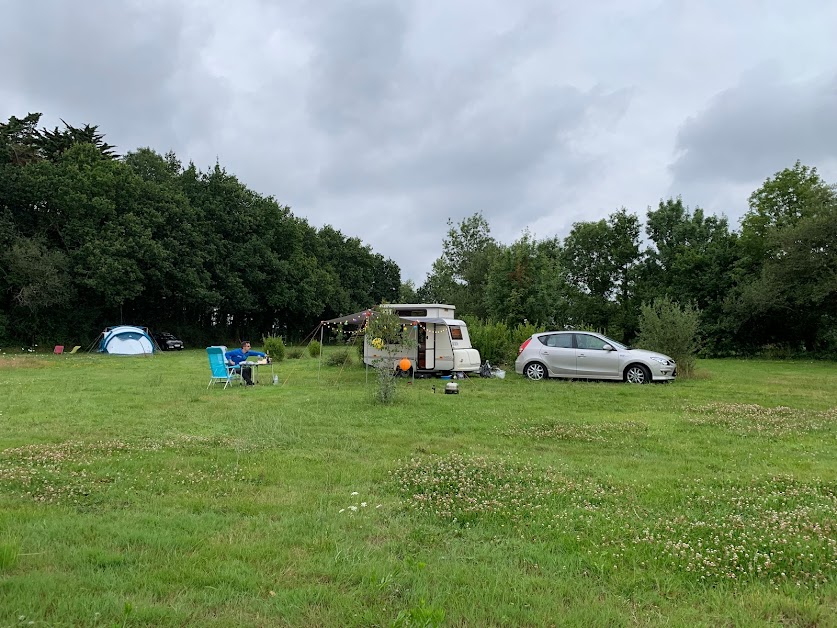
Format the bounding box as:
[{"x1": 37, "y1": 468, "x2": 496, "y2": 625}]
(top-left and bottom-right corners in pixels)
[{"x1": 543, "y1": 334, "x2": 573, "y2": 348}]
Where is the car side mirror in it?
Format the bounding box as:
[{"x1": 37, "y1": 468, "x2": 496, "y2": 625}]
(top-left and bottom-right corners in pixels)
[{"x1": 602, "y1": 344, "x2": 614, "y2": 351}]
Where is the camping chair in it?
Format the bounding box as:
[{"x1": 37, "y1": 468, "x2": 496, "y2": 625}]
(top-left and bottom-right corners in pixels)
[
  {"x1": 69, "y1": 346, "x2": 82, "y2": 354},
  {"x1": 206, "y1": 346, "x2": 241, "y2": 389},
  {"x1": 54, "y1": 345, "x2": 64, "y2": 354}
]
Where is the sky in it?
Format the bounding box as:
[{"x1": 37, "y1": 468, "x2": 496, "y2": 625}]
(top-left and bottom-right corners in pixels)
[{"x1": 3, "y1": 0, "x2": 836, "y2": 283}]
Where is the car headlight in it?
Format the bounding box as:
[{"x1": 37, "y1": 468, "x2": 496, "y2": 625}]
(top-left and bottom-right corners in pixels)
[{"x1": 650, "y1": 357, "x2": 670, "y2": 365}]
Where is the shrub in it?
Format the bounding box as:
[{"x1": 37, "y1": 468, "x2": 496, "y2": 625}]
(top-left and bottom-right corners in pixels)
[
  {"x1": 326, "y1": 348, "x2": 352, "y2": 367},
  {"x1": 635, "y1": 297, "x2": 700, "y2": 378},
  {"x1": 509, "y1": 321, "x2": 546, "y2": 364},
  {"x1": 373, "y1": 363, "x2": 398, "y2": 404},
  {"x1": 262, "y1": 335, "x2": 285, "y2": 362},
  {"x1": 466, "y1": 318, "x2": 511, "y2": 365},
  {"x1": 308, "y1": 340, "x2": 321, "y2": 358},
  {"x1": 365, "y1": 307, "x2": 416, "y2": 404},
  {"x1": 287, "y1": 347, "x2": 303, "y2": 359}
]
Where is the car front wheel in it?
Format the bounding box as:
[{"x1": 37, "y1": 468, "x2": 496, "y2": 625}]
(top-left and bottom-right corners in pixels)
[
  {"x1": 624, "y1": 364, "x2": 651, "y2": 384},
  {"x1": 524, "y1": 362, "x2": 547, "y2": 381}
]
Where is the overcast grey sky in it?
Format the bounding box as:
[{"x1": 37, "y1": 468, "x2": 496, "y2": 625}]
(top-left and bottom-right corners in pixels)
[{"x1": 3, "y1": 0, "x2": 836, "y2": 282}]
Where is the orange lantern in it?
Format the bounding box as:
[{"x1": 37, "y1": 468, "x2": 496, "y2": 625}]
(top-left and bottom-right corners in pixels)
[{"x1": 398, "y1": 358, "x2": 411, "y2": 372}]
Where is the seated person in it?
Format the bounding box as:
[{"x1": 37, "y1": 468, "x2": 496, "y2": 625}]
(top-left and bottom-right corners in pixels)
[{"x1": 225, "y1": 341, "x2": 267, "y2": 386}]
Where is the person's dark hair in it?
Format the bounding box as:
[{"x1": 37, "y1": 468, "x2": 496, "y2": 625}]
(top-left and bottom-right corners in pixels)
[{"x1": 241, "y1": 340, "x2": 251, "y2": 347}]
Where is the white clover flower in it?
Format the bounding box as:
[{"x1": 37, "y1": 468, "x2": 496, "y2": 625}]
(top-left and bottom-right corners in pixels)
[
  {"x1": 351, "y1": 491, "x2": 359, "y2": 496},
  {"x1": 349, "y1": 505, "x2": 358, "y2": 511},
  {"x1": 361, "y1": 502, "x2": 367, "y2": 508}
]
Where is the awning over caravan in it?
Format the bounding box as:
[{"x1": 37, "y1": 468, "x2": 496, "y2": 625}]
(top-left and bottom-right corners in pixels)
[
  {"x1": 398, "y1": 316, "x2": 448, "y2": 325},
  {"x1": 321, "y1": 311, "x2": 452, "y2": 327},
  {"x1": 321, "y1": 310, "x2": 374, "y2": 326}
]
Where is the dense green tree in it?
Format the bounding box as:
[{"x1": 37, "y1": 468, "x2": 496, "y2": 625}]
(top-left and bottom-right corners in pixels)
[
  {"x1": 729, "y1": 163, "x2": 837, "y2": 352},
  {"x1": 419, "y1": 213, "x2": 500, "y2": 317},
  {"x1": 485, "y1": 233, "x2": 567, "y2": 326},
  {"x1": 0, "y1": 113, "x2": 400, "y2": 346},
  {"x1": 640, "y1": 198, "x2": 741, "y2": 352},
  {"x1": 741, "y1": 161, "x2": 836, "y2": 268},
  {"x1": 561, "y1": 209, "x2": 642, "y2": 339},
  {"x1": 0, "y1": 113, "x2": 42, "y2": 165}
]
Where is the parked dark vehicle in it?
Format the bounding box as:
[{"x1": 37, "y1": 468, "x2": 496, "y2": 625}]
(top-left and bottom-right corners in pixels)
[{"x1": 155, "y1": 332, "x2": 184, "y2": 351}]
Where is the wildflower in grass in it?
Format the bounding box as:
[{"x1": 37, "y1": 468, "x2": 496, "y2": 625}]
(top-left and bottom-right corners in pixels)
[
  {"x1": 686, "y1": 403, "x2": 837, "y2": 437},
  {"x1": 630, "y1": 474, "x2": 837, "y2": 586}
]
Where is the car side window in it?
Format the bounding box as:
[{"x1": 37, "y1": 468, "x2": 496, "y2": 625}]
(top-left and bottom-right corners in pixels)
[
  {"x1": 546, "y1": 334, "x2": 573, "y2": 348},
  {"x1": 575, "y1": 334, "x2": 608, "y2": 350}
]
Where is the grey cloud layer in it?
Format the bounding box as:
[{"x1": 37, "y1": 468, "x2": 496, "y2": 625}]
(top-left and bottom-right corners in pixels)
[
  {"x1": 3, "y1": 1, "x2": 837, "y2": 281},
  {"x1": 672, "y1": 68, "x2": 837, "y2": 185}
]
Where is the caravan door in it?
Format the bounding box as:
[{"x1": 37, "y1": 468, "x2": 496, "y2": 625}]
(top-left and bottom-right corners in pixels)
[{"x1": 417, "y1": 323, "x2": 435, "y2": 370}]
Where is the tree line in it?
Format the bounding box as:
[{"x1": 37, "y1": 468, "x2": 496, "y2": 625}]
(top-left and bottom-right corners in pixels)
[
  {"x1": 3, "y1": 112, "x2": 834, "y2": 357},
  {"x1": 0, "y1": 113, "x2": 400, "y2": 347},
  {"x1": 410, "y1": 162, "x2": 837, "y2": 357}
]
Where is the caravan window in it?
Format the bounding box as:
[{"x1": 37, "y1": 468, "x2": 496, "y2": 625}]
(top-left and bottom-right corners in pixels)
[
  {"x1": 449, "y1": 326, "x2": 463, "y2": 340},
  {"x1": 397, "y1": 309, "x2": 427, "y2": 317}
]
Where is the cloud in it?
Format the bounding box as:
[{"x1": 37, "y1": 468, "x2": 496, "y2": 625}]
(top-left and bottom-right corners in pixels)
[
  {"x1": 3, "y1": 1, "x2": 837, "y2": 282},
  {"x1": 0, "y1": 1, "x2": 230, "y2": 154},
  {"x1": 298, "y1": 1, "x2": 632, "y2": 267},
  {"x1": 671, "y1": 68, "x2": 837, "y2": 185}
]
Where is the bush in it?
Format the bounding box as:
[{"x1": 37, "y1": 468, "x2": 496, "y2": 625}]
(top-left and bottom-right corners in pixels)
[
  {"x1": 365, "y1": 307, "x2": 416, "y2": 404},
  {"x1": 262, "y1": 335, "x2": 285, "y2": 362},
  {"x1": 635, "y1": 297, "x2": 700, "y2": 378},
  {"x1": 326, "y1": 348, "x2": 352, "y2": 367},
  {"x1": 509, "y1": 321, "x2": 546, "y2": 364},
  {"x1": 373, "y1": 364, "x2": 398, "y2": 404},
  {"x1": 466, "y1": 318, "x2": 511, "y2": 365},
  {"x1": 287, "y1": 347, "x2": 304, "y2": 359},
  {"x1": 308, "y1": 340, "x2": 321, "y2": 358}
]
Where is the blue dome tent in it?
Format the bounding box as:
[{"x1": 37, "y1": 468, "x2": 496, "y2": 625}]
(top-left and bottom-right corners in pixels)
[{"x1": 97, "y1": 325, "x2": 158, "y2": 355}]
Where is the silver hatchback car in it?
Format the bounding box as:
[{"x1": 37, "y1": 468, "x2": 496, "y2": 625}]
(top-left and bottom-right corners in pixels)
[{"x1": 515, "y1": 331, "x2": 676, "y2": 383}]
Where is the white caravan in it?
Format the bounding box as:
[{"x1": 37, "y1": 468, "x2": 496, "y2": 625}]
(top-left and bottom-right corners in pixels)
[{"x1": 363, "y1": 303, "x2": 481, "y2": 374}]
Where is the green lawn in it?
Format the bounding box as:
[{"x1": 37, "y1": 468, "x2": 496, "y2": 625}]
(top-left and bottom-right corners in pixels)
[{"x1": 2, "y1": 351, "x2": 837, "y2": 626}]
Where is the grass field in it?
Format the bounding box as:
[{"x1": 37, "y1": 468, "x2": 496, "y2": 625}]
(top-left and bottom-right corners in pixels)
[{"x1": 2, "y1": 349, "x2": 837, "y2": 626}]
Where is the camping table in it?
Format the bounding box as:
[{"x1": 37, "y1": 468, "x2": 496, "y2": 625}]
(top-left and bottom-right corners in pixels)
[{"x1": 244, "y1": 360, "x2": 271, "y2": 384}]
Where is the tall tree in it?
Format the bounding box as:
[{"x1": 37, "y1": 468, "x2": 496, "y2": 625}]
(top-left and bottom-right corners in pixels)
[
  {"x1": 729, "y1": 162, "x2": 837, "y2": 351},
  {"x1": 740, "y1": 161, "x2": 836, "y2": 269},
  {"x1": 561, "y1": 209, "x2": 642, "y2": 339},
  {"x1": 641, "y1": 198, "x2": 740, "y2": 352},
  {"x1": 420, "y1": 212, "x2": 500, "y2": 317},
  {"x1": 485, "y1": 233, "x2": 567, "y2": 326}
]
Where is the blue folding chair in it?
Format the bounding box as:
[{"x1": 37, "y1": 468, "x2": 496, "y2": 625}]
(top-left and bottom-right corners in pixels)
[{"x1": 207, "y1": 346, "x2": 241, "y2": 389}]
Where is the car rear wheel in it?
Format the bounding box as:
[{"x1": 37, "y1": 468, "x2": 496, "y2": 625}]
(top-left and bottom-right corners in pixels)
[
  {"x1": 524, "y1": 362, "x2": 547, "y2": 381},
  {"x1": 624, "y1": 364, "x2": 651, "y2": 384}
]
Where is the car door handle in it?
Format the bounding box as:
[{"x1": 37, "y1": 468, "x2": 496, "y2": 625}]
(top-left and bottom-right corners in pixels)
[{"x1": 577, "y1": 353, "x2": 586, "y2": 358}]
